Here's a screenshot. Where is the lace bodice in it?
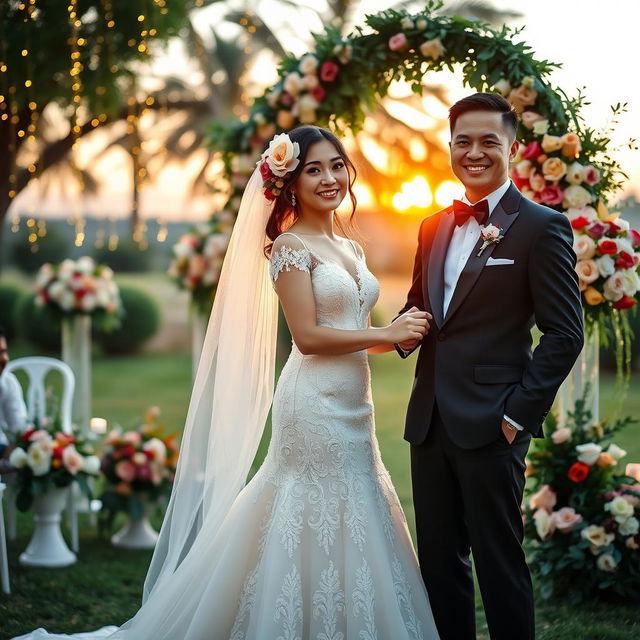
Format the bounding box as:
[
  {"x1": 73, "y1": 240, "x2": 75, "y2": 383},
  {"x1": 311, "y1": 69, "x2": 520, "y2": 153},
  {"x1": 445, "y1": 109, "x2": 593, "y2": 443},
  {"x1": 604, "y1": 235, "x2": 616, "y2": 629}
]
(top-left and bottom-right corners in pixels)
[{"x1": 269, "y1": 233, "x2": 380, "y2": 332}]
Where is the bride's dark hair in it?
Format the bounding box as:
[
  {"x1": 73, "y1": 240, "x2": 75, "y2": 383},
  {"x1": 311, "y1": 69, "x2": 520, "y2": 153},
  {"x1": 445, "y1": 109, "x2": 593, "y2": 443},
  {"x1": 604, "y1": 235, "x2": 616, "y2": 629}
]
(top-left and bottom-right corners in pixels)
[{"x1": 264, "y1": 125, "x2": 357, "y2": 255}]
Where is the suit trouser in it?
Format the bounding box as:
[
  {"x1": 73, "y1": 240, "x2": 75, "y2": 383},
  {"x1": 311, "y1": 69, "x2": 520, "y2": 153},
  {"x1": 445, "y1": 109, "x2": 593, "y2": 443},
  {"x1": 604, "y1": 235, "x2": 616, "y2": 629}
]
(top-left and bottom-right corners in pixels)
[{"x1": 410, "y1": 404, "x2": 535, "y2": 640}]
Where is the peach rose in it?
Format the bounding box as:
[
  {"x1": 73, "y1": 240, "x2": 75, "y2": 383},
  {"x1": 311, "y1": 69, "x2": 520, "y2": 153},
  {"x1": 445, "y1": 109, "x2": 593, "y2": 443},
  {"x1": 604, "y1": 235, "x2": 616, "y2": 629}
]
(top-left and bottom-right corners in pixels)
[
  {"x1": 301, "y1": 74, "x2": 319, "y2": 91},
  {"x1": 62, "y1": 445, "x2": 84, "y2": 475},
  {"x1": 508, "y1": 84, "x2": 538, "y2": 111},
  {"x1": 541, "y1": 134, "x2": 563, "y2": 153},
  {"x1": 533, "y1": 508, "x2": 555, "y2": 540},
  {"x1": 584, "y1": 286, "x2": 604, "y2": 306},
  {"x1": 562, "y1": 132, "x2": 582, "y2": 159},
  {"x1": 529, "y1": 484, "x2": 557, "y2": 512},
  {"x1": 514, "y1": 159, "x2": 534, "y2": 179},
  {"x1": 552, "y1": 507, "x2": 583, "y2": 532},
  {"x1": 542, "y1": 157, "x2": 567, "y2": 182},
  {"x1": 529, "y1": 172, "x2": 546, "y2": 192},
  {"x1": 573, "y1": 235, "x2": 596, "y2": 260},
  {"x1": 596, "y1": 453, "x2": 616, "y2": 468},
  {"x1": 262, "y1": 133, "x2": 301, "y2": 177},
  {"x1": 419, "y1": 37, "x2": 445, "y2": 60},
  {"x1": 581, "y1": 524, "x2": 613, "y2": 548},
  {"x1": 276, "y1": 110, "x2": 295, "y2": 130},
  {"x1": 625, "y1": 463, "x2": 640, "y2": 481},
  {"x1": 521, "y1": 111, "x2": 544, "y2": 129},
  {"x1": 603, "y1": 272, "x2": 625, "y2": 302},
  {"x1": 626, "y1": 536, "x2": 640, "y2": 550},
  {"x1": 283, "y1": 72, "x2": 303, "y2": 96},
  {"x1": 551, "y1": 427, "x2": 571, "y2": 444},
  {"x1": 575, "y1": 260, "x2": 599, "y2": 284},
  {"x1": 298, "y1": 54, "x2": 318, "y2": 76},
  {"x1": 388, "y1": 33, "x2": 409, "y2": 52}
]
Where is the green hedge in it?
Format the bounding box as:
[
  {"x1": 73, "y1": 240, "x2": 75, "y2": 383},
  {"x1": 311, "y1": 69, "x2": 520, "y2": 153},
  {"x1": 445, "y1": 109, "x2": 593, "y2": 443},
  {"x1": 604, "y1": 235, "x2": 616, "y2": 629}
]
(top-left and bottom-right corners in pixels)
[
  {"x1": 14, "y1": 293, "x2": 62, "y2": 352},
  {"x1": 94, "y1": 285, "x2": 160, "y2": 354},
  {"x1": 0, "y1": 283, "x2": 23, "y2": 340}
]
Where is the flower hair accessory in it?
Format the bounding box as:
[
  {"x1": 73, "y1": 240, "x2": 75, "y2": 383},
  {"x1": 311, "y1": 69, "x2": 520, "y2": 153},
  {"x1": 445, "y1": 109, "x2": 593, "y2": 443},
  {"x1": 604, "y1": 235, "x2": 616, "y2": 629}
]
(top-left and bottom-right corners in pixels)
[{"x1": 258, "y1": 133, "x2": 301, "y2": 201}]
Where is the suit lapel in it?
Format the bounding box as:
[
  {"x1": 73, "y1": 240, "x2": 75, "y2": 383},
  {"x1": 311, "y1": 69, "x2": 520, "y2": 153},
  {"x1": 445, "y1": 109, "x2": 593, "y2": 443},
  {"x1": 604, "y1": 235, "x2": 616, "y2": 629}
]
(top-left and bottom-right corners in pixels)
[
  {"x1": 443, "y1": 185, "x2": 522, "y2": 326},
  {"x1": 427, "y1": 210, "x2": 455, "y2": 328}
]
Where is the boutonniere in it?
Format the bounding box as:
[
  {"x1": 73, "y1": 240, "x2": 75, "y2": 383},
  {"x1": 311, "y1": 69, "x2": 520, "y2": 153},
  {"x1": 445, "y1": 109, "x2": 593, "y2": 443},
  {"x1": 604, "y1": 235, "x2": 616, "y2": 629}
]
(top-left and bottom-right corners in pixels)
[{"x1": 477, "y1": 224, "x2": 504, "y2": 257}]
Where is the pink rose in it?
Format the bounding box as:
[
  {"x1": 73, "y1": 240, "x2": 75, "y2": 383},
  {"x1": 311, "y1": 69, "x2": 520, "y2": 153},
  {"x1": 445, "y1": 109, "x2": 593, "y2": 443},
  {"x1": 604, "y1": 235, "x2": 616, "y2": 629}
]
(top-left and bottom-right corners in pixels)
[
  {"x1": 584, "y1": 165, "x2": 600, "y2": 186},
  {"x1": 521, "y1": 111, "x2": 545, "y2": 130},
  {"x1": 529, "y1": 172, "x2": 546, "y2": 193},
  {"x1": 552, "y1": 507, "x2": 583, "y2": 532},
  {"x1": 115, "y1": 460, "x2": 136, "y2": 483},
  {"x1": 320, "y1": 61, "x2": 340, "y2": 82},
  {"x1": 551, "y1": 428, "x2": 571, "y2": 444},
  {"x1": 388, "y1": 33, "x2": 409, "y2": 52},
  {"x1": 630, "y1": 229, "x2": 640, "y2": 249},
  {"x1": 522, "y1": 141, "x2": 543, "y2": 161},
  {"x1": 539, "y1": 184, "x2": 564, "y2": 205},
  {"x1": 123, "y1": 431, "x2": 142, "y2": 446},
  {"x1": 529, "y1": 484, "x2": 557, "y2": 512}
]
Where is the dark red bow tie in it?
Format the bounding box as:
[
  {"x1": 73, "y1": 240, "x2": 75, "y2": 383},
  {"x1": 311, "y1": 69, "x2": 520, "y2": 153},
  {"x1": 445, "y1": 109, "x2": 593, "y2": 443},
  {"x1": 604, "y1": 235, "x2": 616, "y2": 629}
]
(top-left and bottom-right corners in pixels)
[{"x1": 452, "y1": 199, "x2": 489, "y2": 227}]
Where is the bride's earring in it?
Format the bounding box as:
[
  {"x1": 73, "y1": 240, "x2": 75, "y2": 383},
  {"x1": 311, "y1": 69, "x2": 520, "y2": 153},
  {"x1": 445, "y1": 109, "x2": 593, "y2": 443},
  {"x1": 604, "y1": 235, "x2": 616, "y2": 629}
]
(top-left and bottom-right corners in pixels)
[{"x1": 290, "y1": 192, "x2": 297, "y2": 207}]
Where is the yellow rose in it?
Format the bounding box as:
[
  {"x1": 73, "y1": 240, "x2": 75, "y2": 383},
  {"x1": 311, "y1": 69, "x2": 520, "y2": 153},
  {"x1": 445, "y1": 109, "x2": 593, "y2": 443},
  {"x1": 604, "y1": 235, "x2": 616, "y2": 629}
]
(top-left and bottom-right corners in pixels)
[
  {"x1": 562, "y1": 132, "x2": 582, "y2": 159},
  {"x1": 419, "y1": 37, "x2": 445, "y2": 60},
  {"x1": 584, "y1": 286, "x2": 604, "y2": 306},
  {"x1": 508, "y1": 85, "x2": 538, "y2": 111},
  {"x1": 541, "y1": 135, "x2": 563, "y2": 153},
  {"x1": 542, "y1": 157, "x2": 567, "y2": 182}
]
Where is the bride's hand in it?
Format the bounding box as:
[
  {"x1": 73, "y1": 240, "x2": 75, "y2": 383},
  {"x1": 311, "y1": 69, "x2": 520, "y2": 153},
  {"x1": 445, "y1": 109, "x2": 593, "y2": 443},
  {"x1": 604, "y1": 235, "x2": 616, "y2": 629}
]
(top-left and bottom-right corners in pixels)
[{"x1": 385, "y1": 307, "x2": 431, "y2": 344}]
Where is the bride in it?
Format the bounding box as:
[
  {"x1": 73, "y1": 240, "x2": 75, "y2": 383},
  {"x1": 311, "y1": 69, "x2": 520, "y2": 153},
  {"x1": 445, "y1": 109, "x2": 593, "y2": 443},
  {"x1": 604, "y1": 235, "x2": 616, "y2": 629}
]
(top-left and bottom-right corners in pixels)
[{"x1": 15, "y1": 126, "x2": 439, "y2": 639}]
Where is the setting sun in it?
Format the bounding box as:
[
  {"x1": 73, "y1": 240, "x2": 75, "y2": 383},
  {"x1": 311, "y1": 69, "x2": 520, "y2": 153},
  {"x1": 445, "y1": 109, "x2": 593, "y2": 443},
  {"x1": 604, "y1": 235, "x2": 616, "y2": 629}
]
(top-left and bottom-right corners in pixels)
[{"x1": 392, "y1": 176, "x2": 432, "y2": 213}]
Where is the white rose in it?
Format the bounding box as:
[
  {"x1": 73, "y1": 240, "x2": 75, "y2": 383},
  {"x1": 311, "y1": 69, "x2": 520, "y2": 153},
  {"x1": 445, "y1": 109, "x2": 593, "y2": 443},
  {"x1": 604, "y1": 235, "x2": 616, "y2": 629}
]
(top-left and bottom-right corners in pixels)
[
  {"x1": 262, "y1": 133, "x2": 301, "y2": 177},
  {"x1": 27, "y1": 442, "x2": 52, "y2": 476},
  {"x1": 573, "y1": 235, "x2": 596, "y2": 260},
  {"x1": 619, "y1": 516, "x2": 639, "y2": 536},
  {"x1": 76, "y1": 256, "x2": 95, "y2": 274},
  {"x1": 514, "y1": 159, "x2": 533, "y2": 179},
  {"x1": 622, "y1": 269, "x2": 640, "y2": 297},
  {"x1": 576, "y1": 442, "x2": 602, "y2": 465},
  {"x1": 617, "y1": 238, "x2": 634, "y2": 255},
  {"x1": 143, "y1": 437, "x2": 167, "y2": 464},
  {"x1": 283, "y1": 72, "x2": 302, "y2": 96},
  {"x1": 133, "y1": 452, "x2": 147, "y2": 465},
  {"x1": 58, "y1": 259, "x2": 76, "y2": 276},
  {"x1": 482, "y1": 224, "x2": 500, "y2": 240},
  {"x1": 9, "y1": 447, "x2": 28, "y2": 469},
  {"x1": 48, "y1": 281, "x2": 66, "y2": 301},
  {"x1": 581, "y1": 524, "x2": 611, "y2": 547},
  {"x1": 616, "y1": 218, "x2": 631, "y2": 232},
  {"x1": 595, "y1": 254, "x2": 615, "y2": 278},
  {"x1": 567, "y1": 206, "x2": 597, "y2": 223},
  {"x1": 605, "y1": 496, "x2": 635, "y2": 523},
  {"x1": 296, "y1": 94, "x2": 319, "y2": 124},
  {"x1": 60, "y1": 290, "x2": 76, "y2": 312},
  {"x1": 607, "y1": 443, "x2": 627, "y2": 461},
  {"x1": 81, "y1": 293, "x2": 97, "y2": 312},
  {"x1": 419, "y1": 37, "x2": 445, "y2": 60},
  {"x1": 532, "y1": 119, "x2": 549, "y2": 135},
  {"x1": 596, "y1": 553, "x2": 618, "y2": 572},
  {"x1": 298, "y1": 54, "x2": 318, "y2": 75},
  {"x1": 533, "y1": 508, "x2": 555, "y2": 540},
  {"x1": 565, "y1": 162, "x2": 586, "y2": 185},
  {"x1": 302, "y1": 74, "x2": 319, "y2": 91},
  {"x1": 603, "y1": 272, "x2": 625, "y2": 302},
  {"x1": 400, "y1": 16, "x2": 414, "y2": 30},
  {"x1": 563, "y1": 185, "x2": 594, "y2": 209},
  {"x1": 96, "y1": 288, "x2": 111, "y2": 308},
  {"x1": 494, "y1": 78, "x2": 511, "y2": 96},
  {"x1": 83, "y1": 455, "x2": 101, "y2": 475}
]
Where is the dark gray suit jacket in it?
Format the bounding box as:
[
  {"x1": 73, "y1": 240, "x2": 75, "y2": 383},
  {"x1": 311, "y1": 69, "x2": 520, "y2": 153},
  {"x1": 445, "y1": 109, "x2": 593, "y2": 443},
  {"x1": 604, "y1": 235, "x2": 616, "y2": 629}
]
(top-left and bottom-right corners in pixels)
[{"x1": 397, "y1": 184, "x2": 584, "y2": 449}]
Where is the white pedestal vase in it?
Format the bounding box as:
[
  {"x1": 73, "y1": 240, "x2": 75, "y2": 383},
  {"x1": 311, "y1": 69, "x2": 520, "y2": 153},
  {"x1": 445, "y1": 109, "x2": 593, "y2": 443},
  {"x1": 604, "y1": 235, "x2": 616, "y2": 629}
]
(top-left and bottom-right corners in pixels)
[
  {"x1": 111, "y1": 506, "x2": 159, "y2": 549},
  {"x1": 191, "y1": 309, "x2": 209, "y2": 380},
  {"x1": 20, "y1": 486, "x2": 77, "y2": 567},
  {"x1": 556, "y1": 328, "x2": 599, "y2": 428},
  {"x1": 62, "y1": 314, "x2": 92, "y2": 436}
]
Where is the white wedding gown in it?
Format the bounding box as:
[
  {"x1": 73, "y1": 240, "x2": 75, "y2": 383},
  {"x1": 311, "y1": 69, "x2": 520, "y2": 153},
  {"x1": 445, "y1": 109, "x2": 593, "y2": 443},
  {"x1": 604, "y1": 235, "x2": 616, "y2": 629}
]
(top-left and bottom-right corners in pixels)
[{"x1": 15, "y1": 236, "x2": 439, "y2": 640}]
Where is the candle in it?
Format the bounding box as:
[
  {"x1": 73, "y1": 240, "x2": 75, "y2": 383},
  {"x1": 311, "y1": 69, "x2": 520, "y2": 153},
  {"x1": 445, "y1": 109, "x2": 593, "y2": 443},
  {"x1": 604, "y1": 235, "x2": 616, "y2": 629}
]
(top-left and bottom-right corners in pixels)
[{"x1": 90, "y1": 417, "x2": 107, "y2": 434}]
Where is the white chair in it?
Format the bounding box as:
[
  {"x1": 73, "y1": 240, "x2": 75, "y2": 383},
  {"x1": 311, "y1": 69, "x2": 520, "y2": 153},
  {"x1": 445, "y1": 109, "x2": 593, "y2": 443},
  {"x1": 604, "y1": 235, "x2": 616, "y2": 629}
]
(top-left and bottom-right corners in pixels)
[
  {"x1": 0, "y1": 482, "x2": 10, "y2": 593},
  {"x1": 4, "y1": 357, "x2": 79, "y2": 553}
]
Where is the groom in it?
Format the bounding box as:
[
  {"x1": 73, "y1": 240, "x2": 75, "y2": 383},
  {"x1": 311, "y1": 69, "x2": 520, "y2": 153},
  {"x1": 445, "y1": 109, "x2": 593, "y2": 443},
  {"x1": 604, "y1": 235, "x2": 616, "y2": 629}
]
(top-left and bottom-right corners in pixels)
[{"x1": 396, "y1": 93, "x2": 584, "y2": 640}]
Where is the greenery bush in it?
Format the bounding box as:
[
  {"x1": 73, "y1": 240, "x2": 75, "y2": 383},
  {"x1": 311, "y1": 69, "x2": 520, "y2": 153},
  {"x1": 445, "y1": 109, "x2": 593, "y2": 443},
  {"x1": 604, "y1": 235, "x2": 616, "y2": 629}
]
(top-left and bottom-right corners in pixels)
[
  {"x1": 9, "y1": 226, "x2": 70, "y2": 273},
  {"x1": 94, "y1": 285, "x2": 160, "y2": 354},
  {"x1": 0, "y1": 282, "x2": 23, "y2": 340},
  {"x1": 13, "y1": 293, "x2": 61, "y2": 352},
  {"x1": 93, "y1": 239, "x2": 153, "y2": 273}
]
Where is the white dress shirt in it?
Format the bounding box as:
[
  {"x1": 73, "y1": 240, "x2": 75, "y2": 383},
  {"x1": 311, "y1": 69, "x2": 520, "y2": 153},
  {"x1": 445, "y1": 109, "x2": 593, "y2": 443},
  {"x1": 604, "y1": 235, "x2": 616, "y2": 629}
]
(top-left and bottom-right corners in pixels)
[
  {"x1": 442, "y1": 179, "x2": 523, "y2": 433},
  {"x1": 0, "y1": 371, "x2": 28, "y2": 446}
]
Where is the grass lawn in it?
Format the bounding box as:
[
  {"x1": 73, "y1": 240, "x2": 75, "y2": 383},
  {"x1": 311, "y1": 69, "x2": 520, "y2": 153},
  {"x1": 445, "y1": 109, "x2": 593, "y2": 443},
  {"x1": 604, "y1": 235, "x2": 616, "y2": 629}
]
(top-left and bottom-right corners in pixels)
[{"x1": 1, "y1": 346, "x2": 639, "y2": 638}]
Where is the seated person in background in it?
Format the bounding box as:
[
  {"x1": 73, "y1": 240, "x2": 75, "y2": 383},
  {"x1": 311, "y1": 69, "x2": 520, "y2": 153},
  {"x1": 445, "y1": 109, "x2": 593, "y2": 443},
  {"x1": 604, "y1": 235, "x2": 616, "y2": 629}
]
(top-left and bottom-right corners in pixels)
[{"x1": 0, "y1": 326, "x2": 28, "y2": 463}]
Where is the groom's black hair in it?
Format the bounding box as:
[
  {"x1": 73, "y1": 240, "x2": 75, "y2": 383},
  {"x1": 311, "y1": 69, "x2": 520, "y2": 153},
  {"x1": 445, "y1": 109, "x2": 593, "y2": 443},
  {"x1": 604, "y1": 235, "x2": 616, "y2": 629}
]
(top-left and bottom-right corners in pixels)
[{"x1": 449, "y1": 93, "x2": 518, "y2": 140}]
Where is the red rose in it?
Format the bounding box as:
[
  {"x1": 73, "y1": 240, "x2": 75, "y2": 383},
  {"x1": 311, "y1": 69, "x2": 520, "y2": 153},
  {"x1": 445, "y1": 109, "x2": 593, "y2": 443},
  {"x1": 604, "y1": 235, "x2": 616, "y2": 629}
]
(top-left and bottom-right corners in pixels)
[
  {"x1": 607, "y1": 220, "x2": 621, "y2": 234},
  {"x1": 264, "y1": 188, "x2": 276, "y2": 201},
  {"x1": 310, "y1": 86, "x2": 326, "y2": 102},
  {"x1": 320, "y1": 61, "x2": 340, "y2": 82},
  {"x1": 614, "y1": 295, "x2": 637, "y2": 310},
  {"x1": 522, "y1": 141, "x2": 543, "y2": 161},
  {"x1": 52, "y1": 446, "x2": 63, "y2": 460},
  {"x1": 22, "y1": 429, "x2": 35, "y2": 442},
  {"x1": 568, "y1": 461, "x2": 590, "y2": 483},
  {"x1": 615, "y1": 251, "x2": 636, "y2": 270},
  {"x1": 570, "y1": 216, "x2": 590, "y2": 230},
  {"x1": 259, "y1": 161, "x2": 273, "y2": 182},
  {"x1": 539, "y1": 184, "x2": 564, "y2": 205},
  {"x1": 587, "y1": 222, "x2": 607, "y2": 239},
  {"x1": 598, "y1": 240, "x2": 618, "y2": 255},
  {"x1": 121, "y1": 445, "x2": 136, "y2": 458},
  {"x1": 510, "y1": 169, "x2": 530, "y2": 191},
  {"x1": 630, "y1": 229, "x2": 640, "y2": 249}
]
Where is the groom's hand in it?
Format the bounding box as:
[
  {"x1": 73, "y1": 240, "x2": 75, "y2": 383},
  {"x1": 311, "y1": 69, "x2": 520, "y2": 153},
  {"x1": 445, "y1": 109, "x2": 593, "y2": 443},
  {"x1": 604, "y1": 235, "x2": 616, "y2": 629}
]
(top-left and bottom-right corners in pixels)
[{"x1": 501, "y1": 418, "x2": 518, "y2": 444}]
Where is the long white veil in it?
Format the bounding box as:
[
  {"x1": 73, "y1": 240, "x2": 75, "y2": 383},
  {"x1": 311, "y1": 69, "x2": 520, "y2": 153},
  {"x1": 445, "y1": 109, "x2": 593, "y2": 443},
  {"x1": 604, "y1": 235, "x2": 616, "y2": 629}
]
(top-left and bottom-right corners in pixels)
[{"x1": 142, "y1": 166, "x2": 278, "y2": 599}]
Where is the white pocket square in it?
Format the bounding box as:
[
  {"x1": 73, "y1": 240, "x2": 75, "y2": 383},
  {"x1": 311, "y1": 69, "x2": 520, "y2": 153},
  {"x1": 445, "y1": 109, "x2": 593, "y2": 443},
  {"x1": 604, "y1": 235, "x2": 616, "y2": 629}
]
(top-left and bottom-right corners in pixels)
[{"x1": 486, "y1": 257, "x2": 515, "y2": 266}]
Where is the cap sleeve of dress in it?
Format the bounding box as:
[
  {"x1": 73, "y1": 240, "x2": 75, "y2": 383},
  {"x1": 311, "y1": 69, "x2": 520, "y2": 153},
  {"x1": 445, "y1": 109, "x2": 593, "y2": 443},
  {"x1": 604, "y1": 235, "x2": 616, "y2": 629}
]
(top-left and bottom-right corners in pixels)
[{"x1": 269, "y1": 233, "x2": 313, "y2": 282}]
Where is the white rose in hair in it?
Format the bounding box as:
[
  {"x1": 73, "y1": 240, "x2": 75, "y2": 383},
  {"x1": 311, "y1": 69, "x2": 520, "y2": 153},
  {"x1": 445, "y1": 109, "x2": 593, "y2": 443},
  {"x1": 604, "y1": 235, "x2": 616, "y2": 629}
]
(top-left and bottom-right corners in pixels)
[
  {"x1": 573, "y1": 235, "x2": 596, "y2": 260},
  {"x1": 262, "y1": 134, "x2": 301, "y2": 177},
  {"x1": 595, "y1": 254, "x2": 615, "y2": 278}
]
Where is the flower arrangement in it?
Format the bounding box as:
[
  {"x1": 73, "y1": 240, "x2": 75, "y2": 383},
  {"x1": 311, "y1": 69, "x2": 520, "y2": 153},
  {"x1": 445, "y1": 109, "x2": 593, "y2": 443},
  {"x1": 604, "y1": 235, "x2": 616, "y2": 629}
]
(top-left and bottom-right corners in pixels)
[
  {"x1": 99, "y1": 406, "x2": 179, "y2": 524},
  {"x1": 168, "y1": 211, "x2": 234, "y2": 313},
  {"x1": 8, "y1": 418, "x2": 101, "y2": 511},
  {"x1": 35, "y1": 256, "x2": 122, "y2": 330},
  {"x1": 524, "y1": 400, "x2": 640, "y2": 602}
]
